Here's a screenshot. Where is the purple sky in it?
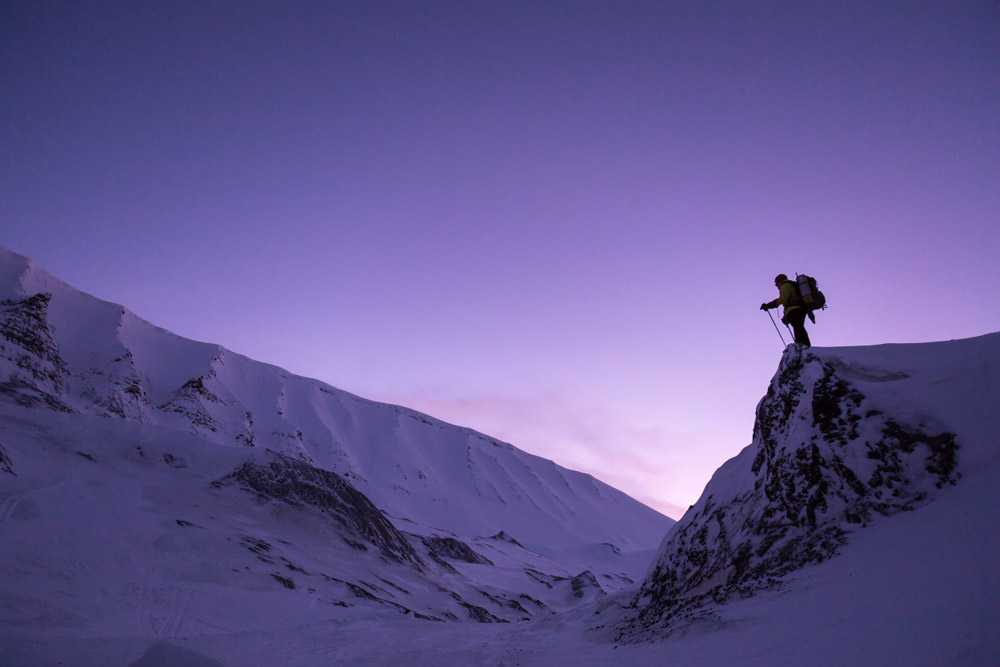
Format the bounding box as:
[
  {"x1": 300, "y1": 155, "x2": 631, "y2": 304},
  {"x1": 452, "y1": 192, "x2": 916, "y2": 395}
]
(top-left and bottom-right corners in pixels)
[{"x1": 4, "y1": 1, "x2": 999, "y2": 516}]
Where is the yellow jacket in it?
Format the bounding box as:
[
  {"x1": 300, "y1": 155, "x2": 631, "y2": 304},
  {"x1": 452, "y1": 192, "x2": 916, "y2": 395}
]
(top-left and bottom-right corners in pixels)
[{"x1": 766, "y1": 281, "x2": 802, "y2": 317}]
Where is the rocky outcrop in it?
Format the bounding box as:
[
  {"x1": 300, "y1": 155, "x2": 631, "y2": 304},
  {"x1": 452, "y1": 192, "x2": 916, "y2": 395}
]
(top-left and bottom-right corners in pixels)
[
  {"x1": 622, "y1": 346, "x2": 960, "y2": 639},
  {"x1": 0, "y1": 443, "x2": 14, "y2": 476},
  {"x1": 158, "y1": 372, "x2": 228, "y2": 434},
  {"x1": 489, "y1": 530, "x2": 524, "y2": 548},
  {"x1": 422, "y1": 536, "x2": 494, "y2": 566},
  {"x1": 0, "y1": 293, "x2": 72, "y2": 412},
  {"x1": 555, "y1": 570, "x2": 604, "y2": 600},
  {"x1": 213, "y1": 451, "x2": 421, "y2": 565},
  {"x1": 80, "y1": 349, "x2": 153, "y2": 421}
]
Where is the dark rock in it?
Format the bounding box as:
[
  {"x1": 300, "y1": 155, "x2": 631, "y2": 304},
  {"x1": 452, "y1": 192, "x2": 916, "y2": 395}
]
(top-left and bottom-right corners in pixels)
[
  {"x1": 553, "y1": 570, "x2": 603, "y2": 599},
  {"x1": 623, "y1": 347, "x2": 961, "y2": 639},
  {"x1": 1, "y1": 294, "x2": 67, "y2": 381},
  {"x1": 377, "y1": 577, "x2": 411, "y2": 595},
  {"x1": 284, "y1": 561, "x2": 309, "y2": 575},
  {"x1": 215, "y1": 452, "x2": 421, "y2": 565},
  {"x1": 518, "y1": 593, "x2": 547, "y2": 609},
  {"x1": 342, "y1": 537, "x2": 369, "y2": 552},
  {"x1": 80, "y1": 356, "x2": 152, "y2": 421},
  {"x1": 0, "y1": 443, "x2": 14, "y2": 475},
  {"x1": 476, "y1": 588, "x2": 532, "y2": 618},
  {"x1": 161, "y1": 452, "x2": 186, "y2": 468},
  {"x1": 0, "y1": 293, "x2": 77, "y2": 412},
  {"x1": 347, "y1": 582, "x2": 378, "y2": 601},
  {"x1": 236, "y1": 411, "x2": 256, "y2": 447},
  {"x1": 524, "y1": 569, "x2": 554, "y2": 588},
  {"x1": 421, "y1": 535, "x2": 494, "y2": 566},
  {"x1": 157, "y1": 372, "x2": 227, "y2": 433},
  {"x1": 459, "y1": 601, "x2": 507, "y2": 623},
  {"x1": 241, "y1": 535, "x2": 274, "y2": 562},
  {"x1": 489, "y1": 530, "x2": 524, "y2": 548}
]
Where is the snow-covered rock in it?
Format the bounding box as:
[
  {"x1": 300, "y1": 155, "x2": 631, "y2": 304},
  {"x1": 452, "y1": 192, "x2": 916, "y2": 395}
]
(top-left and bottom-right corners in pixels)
[
  {"x1": 6, "y1": 242, "x2": 996, "y2": 664},
  {"x1": 212, "y1": 450, "x2": 422, "y2": 565},
  {"x1": 620, "y1": 335, "x2": 999, "y2": 640}
]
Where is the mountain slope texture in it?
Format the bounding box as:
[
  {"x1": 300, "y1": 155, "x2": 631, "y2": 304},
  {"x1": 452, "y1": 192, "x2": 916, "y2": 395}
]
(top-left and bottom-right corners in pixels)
[
  {"x1": 2, "y1": 244, "x2": 998, "y2": 666},
  {"x1": 613, "y1": 333, "x2": 1000, "y2": 663},
  {"x1": 0, "y1": 246, "x2": 671, "y2": 653}
]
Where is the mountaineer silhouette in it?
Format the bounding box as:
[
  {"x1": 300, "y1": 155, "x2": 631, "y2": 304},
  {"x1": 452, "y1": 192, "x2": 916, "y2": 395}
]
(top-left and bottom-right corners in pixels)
[{"x1": 761, "y1": 273, "x2": 813, "y2": 347}]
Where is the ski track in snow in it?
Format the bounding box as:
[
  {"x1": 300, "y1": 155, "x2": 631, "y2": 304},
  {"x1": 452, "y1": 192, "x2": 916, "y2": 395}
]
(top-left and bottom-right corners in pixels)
[
  {"x1": 0, "y1": 492, "x2": 21, "y2": 524},
  {"x1": 158, "y1": 588, "x2": 194, "y2": 639}
]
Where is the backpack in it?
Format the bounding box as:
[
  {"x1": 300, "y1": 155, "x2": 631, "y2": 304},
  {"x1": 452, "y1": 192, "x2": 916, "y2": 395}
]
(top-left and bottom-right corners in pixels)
[{"x1": 794, "y1": 274, "x2": 827, "y2": 312}]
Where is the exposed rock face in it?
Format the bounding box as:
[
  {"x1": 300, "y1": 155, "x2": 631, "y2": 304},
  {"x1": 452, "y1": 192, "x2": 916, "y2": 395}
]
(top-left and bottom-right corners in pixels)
[
  {"x1": 622, "y1": 346, "x2": 960, "y2": 638},
  {"x1": 489, "y1": 531, "x2": 524, "y2": 548},
  {"x1": 80, "y1": 349, "x2": 153, "y2": 421},
  {"x1": 159, "y1": 372, "x2": 228, "y2": 434},
  {"x1": 459, "y1": 601, "x2": 506, "y2": 623},
  {"x1": 213, "y1": 451, "x2": 421, "y2": 565},
  {"x1": 0, "y1": 443, "x2": 14, "y2": 476},
  {"x1": 421, "y1": 536, "x2": 494, "y2": 566},
  {"x1": 0, "y1": 293, "x2": 72, "y2": 412},
  {"x1": 557, "y1": 570, "x2": 603, "y2": 600}
]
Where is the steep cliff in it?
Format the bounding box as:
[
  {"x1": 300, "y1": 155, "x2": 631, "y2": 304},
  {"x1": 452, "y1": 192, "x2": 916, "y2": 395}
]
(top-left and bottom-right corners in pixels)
[{"x1": 619, "y1": 335, "x2": 1000, "y2": 640}]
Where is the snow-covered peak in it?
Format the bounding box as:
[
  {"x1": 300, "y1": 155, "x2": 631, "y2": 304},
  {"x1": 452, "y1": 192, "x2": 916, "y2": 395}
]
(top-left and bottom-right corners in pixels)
[
  {"x1": 0, "y1": 245, "x2": 671, "y2": 553},
  {"x1": 0, "y1": 245, "x2": 679, "y2": 646},
  {"x1": 621, "y1": 334, "x2": 1000, "y2": 639},
  {"x1": 2, "y1": 243, "x2": 998, "y2": 663}
]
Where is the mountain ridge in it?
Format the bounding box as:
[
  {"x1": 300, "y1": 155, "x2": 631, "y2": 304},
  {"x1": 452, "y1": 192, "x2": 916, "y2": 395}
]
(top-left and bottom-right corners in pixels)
[
  {"x1": 0, "y1": 245, "x2": 676, "y2": 641},
  {"x1": 4, "y1": 244, "x2": 998, "y2": 664},
  {"x1": 0, "y1": 245, "x2": 671, "y2": 551}
]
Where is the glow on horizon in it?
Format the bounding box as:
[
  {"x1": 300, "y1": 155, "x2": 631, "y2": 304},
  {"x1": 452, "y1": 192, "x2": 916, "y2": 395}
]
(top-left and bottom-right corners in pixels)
[{"x1": 3, "y1": 2, "x2": 999, "y2": 518}]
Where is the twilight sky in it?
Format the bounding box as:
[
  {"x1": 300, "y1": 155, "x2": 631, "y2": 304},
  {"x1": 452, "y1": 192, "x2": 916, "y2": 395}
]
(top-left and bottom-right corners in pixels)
[{"x1": 3, "y1": 1, "x2": 999, "y2": 517}]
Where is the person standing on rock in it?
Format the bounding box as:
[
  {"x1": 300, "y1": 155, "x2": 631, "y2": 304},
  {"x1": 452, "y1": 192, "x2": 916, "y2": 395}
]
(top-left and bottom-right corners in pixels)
[{"x1": 761, "y1": 273, "x2": 811, "y2": 347}]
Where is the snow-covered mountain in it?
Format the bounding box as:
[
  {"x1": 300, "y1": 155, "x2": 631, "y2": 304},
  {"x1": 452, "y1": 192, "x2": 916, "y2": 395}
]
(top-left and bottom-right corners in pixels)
[
  {"x1": 0, "y1": 245, "x2": 672, "y2": 659},
  {"x1": 0, "y1": 246, "x2": 668, "y2": 552},
  {"x1": 615, "y1": 335, "x2": 1000, "y2": 656},
  {"x1": 3, "y1": 243, "x2": 998, "y2": 666}
]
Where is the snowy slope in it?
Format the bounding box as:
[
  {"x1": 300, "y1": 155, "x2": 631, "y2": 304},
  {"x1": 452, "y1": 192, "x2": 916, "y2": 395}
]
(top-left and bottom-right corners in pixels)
[
  {"x1": 0, "y1": 245, "x2": 670, "y2": 553},
  {"x1": 0, "y1": 245, "x2": 673, "y2": 662},
  {"x1": 3, "y1": 241, "x2": 998, "y2": 666},
  {"x1": 618, "y1": 335, "x2": 1000, "y2": 651},
  {"x1": 7, "y1": 333, "x2": 998, "y2": 666}
]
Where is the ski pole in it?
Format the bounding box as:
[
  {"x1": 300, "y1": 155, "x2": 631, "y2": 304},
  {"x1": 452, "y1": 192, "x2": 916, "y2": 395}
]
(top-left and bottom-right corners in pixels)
[{"x1": 767, "y1": 310, "x2": 787, "y2": 346}]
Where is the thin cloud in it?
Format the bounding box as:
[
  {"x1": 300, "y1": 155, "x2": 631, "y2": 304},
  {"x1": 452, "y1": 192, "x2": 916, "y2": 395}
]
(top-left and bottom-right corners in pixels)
[{"x1": 381, "y1": 389, "x2": 744, "y2": 519}]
